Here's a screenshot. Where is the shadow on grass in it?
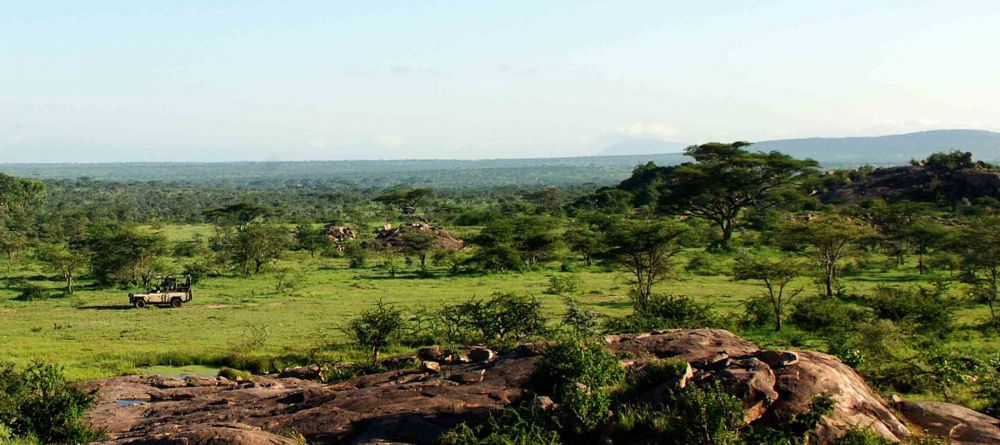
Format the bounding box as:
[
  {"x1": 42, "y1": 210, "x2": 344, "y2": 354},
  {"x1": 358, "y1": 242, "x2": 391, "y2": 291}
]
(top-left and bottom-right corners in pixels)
[{"x1": 77, "y1": 305, "x2": 133, "y2": 311}]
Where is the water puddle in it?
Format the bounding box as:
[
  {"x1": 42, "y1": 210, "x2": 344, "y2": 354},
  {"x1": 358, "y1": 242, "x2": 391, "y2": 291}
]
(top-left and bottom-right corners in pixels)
[{"x1": 115, "y1": 399, "x2": 148, "y2": 407}]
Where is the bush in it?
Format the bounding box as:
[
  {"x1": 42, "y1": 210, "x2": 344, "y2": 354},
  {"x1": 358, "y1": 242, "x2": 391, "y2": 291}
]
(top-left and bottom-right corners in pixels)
[
  {"x1": 561, "y1": 296, "x2": 600, "y2": 336},
  {"x1": 439, "y1": 292, "x2": 546, "y2": 346},
  {"x1": 533, "y1": 338, "x2": 624, "y2": 432},
  {"x1": 789, "y1": 296, "x2": 867, "y2": 332},
  {"x1": 13, "y1": 284, "x2": 50, "y2": 302},
  {"x1": 605, "y1": 294, "x2": 720, "y2": 333},
  {"x1": 0, "y1": 362, "x2": 102, "y2": 444},
  {"x1": 544, "y1": 274, "x2": 580, "y2": 295},
  {"x1": 346, "y1": 300, "x2": 405, "y2": 363},
  {"x1": 685, "y1": 251, "x2": 723, "y2": 276},
  {"x1": 867, "y1": 285, "x2": 956, "y2": 335},
  {"x1": 439, "y1": 405, "x2": 561, "y2": 445},
  {"x1": 739, "y1": 295, "x2": 777, "y2": 330}
]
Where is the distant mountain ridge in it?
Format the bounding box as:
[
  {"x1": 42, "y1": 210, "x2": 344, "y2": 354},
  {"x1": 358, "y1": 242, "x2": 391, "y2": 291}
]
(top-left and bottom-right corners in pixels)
[
  {"x1": 598, "y1": 130, "x2": 1000, "y2": 165},
  {"x1": 754, "y1": 129, "x2": 1000, "y2": 164}
]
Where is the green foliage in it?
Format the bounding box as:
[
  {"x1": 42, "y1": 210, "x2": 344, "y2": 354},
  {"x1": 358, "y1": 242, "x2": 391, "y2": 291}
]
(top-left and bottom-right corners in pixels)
[
  {"x1": 470, "y1": 215, "x2": 561, "y2": 272},
  {"x1": 606, "y1": 294, "x2": 720, "y2": 333},
  {"x1": 218, "y1": 367, "x2": 252, "y2": 382},
  {"x1": 373, "y1": 187, "x2": 434, "y2": 216},
  {"x1": 789, "y1": 296, "x2": 867, "y2": 332},
  {"x1": 439, "y1": 405, "x2": 562, "y2": 445},
  {"x1": 867, "y1": 285, "x2": 957, "y2": 335},
  {"x1": 732, "y1": 254, "x2": 803, "y2": 331},
  {"x1": 533, "y1": 338, "x2": 624, "y2": 432},
  {"x1": 544, "y1": 274, "x2": 580, "y2": 295},
  {"x1": 347, "y1": 300, "x2": 405, "y2": 363},
  {"x1": 601, "y1": 217, "x2": 687, "y2": 302},
  {"x1": 560, "y1": 296, "x2": 600, "y2": 336},
  {"x1": 778, "y1": 214, "x2": 877, "y2": 297},
  {"x1": 0, "y1": 362, "x2": 101, "y2": 444},
  {"x1": 13, "y1": 284, "x2": 51, "y2": 302},
  {"x1": 84, "y1": 222, "x2": 167, "y2": 287},
  {"x1": 343, "y1": 240, "x2": 368, "y2": 268},
  {"x1": 224, "y1": 223, "x2": 291, "y2": 276},
  {"x1": 440, "y1": 292, "x2": 546, "y2": 346},
  {"x1": 744, "y1": 394, "x2": 833, "y2": 445}
]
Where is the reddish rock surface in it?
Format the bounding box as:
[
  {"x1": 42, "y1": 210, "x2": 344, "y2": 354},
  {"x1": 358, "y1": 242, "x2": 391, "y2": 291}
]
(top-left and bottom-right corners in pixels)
[{"x1": 81, "y1": 329, "x2": 972, "y2": 444}]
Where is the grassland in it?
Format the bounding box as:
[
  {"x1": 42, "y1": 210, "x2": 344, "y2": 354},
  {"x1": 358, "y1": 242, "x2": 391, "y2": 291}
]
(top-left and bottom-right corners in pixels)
[{"x1": 0, "y1": 224, "x2": 996, "y2": 382}]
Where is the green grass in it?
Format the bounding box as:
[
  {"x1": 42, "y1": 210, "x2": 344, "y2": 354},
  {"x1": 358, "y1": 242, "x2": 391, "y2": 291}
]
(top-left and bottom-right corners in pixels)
[{"x1": 0, "y1": 227, "x2": 997, "y2": 381}]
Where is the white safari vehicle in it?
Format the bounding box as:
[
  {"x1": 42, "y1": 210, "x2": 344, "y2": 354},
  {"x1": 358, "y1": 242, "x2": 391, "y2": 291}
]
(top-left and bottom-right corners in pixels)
[{"x1": 129, "y1": 275, "x2": 193, "y2": 308}]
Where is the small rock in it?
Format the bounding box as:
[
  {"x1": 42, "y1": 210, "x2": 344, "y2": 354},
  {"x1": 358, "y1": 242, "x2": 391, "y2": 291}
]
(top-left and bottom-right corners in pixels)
[
  {"x1": 469, "y1": 347, "x2": 496, "y2": 363},
  {"x1": 532, "y1": 396, "x2": 556, "y2": 411},
  {"x1": 420, "y1": 361, "x2": 441, "y2": 374}
]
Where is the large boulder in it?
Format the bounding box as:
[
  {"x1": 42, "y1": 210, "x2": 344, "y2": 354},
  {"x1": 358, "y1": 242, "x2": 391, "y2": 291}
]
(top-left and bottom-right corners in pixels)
[
  {"x1": 894, "y1": 400, "x2": 1000, "y2": 445},
  {"x1": 82, "y1": 329, "x2": 959, "y2": 444}
]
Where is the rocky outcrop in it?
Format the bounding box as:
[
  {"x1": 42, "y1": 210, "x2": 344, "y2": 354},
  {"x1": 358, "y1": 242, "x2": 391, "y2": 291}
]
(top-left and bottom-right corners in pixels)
[
  {"x1": 895, "y1": 400, "x2": 1000, "y2": 445},
  {"x1": 82, "y1": 329, "x2": 964, "y2": 444},
  {"x1": 825, "y1": 165, "x2": 1000, "y2": 203},
  {"x1": 372, "y1": 222, "x2": 464, "y2": 252}
]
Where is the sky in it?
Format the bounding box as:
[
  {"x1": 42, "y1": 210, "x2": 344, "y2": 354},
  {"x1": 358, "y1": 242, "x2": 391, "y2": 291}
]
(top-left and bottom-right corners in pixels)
[{"x1": 2, "y1": 0, "x2": 1000, "y2": 163}]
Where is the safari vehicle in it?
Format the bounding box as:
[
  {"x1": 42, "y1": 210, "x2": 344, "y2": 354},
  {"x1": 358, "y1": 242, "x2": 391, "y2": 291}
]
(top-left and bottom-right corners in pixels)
[{"x1": 129, "y1": 275, "x2": 193, "y2": 308}]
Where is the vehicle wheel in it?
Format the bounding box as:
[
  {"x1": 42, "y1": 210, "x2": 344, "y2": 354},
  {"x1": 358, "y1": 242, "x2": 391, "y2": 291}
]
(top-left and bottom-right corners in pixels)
[
  {"x1": 170, "y1": 298, "x2": 183, "y2": 308},
  {"x1": 134, "y1": 299, "x2": 146, "y2": 309}
]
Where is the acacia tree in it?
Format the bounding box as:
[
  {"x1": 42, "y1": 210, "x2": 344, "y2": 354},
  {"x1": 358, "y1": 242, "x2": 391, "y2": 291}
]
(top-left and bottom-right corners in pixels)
[
  {"x1": 36, "y1": 242, "x2": 88, "y2": 294},
  {"x1": 601, "y1": 218, "x2": 687, "y2": 305},
  {"x1": 590, "y1": 147, "x2": 790, "y2": 246},
  {"x1": 900, "y1": 219, "x2": 950, "y2": 275},
  {"x1": 348, "y1": 300, "x2": 405, "y2": 363},
  {"x1": 229, "y1": 223, "x2": 290, "y2": 275},
  {"x1": 958, "y1": 218, "x2": 1000, "y2": 327},
  {"x1": 373, "y1": 187, "x2": 434, "y2": 216},
  {"x1": 398, "y1": 230, "x2": 436, "y2": 271},
  {"x1": 732, "y1": 254, "x2": 802, "y2": 331},
  {"x1": 647, "y1": 142, "x2": 818, "y2": 250},
  {"x1": 779, "y1": 215, "x2": 876, "y2": 298}
]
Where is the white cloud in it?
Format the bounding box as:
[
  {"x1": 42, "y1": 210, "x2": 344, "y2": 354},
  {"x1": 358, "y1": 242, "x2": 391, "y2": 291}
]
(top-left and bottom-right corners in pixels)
[{"x1": 615, "y1": 122, "x2": 679, "y2": 140}]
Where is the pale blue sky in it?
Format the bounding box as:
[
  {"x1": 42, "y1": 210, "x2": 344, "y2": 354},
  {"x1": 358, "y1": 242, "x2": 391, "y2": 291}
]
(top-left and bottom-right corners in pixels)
[{"x1": 2, "y1": 1, "x2": 999, "y2": 162}]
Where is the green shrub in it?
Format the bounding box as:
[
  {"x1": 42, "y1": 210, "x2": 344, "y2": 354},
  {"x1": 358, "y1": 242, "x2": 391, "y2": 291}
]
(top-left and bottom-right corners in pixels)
[
  {"x1": 605, "y1": 294, "x2": 720, "y2": 333},
  {"x1": 218, "y1": 367, "x2": 252, "y2": 382},
  {"x1": 533, "y1": 338, "x2": 624, "y2": 432},
  {"x1": 347, "y1": 300, "x2": 405, "y2": 363},
  {"x1": 789, "y1": 296, "x2": 866, "y2": 332},
  {"x1": 13, "y1": 284, "x2": 50, "y2": 302},
  {"x1": 739, "y1": 295, "x2": 777, "y2": 330},
  {"x1": 439, "y1": 406, "x2": 561, "y2": 445},
  {"x1": 0, "y1": 362, "x2": 102, "y2": 444},
  {"x1": 560, "y1": 296, "x2": 600, "y2": 336},
  {"x1": 832, "y1": 428, "x2": 895, "y2": 445},
  {"x1": 439, "y1": 292, "x2": 546, "y2": 346},
  {"x1": 544, "y1": 274, "x2": 580, "y2": 295},
  {"x1": 867, "y1": 286, "x2": 956, "y2": 335}
]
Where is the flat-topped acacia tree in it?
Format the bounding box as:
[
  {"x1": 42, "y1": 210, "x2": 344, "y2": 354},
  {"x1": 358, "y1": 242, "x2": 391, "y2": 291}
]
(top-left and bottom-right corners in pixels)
[{"x1": 616, "y1": 142, "x2": 818, "y2": 251}]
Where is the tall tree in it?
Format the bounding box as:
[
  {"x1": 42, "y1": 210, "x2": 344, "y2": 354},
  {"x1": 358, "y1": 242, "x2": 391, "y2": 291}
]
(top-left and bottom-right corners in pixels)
[
  {"x1": 732, "y1": 254, "x2": 803, "y2": 331},
  {"x1": 957, "y1": 217, "x2": 1000, "y2": 327},
  {"x1": 36, "y1": 242, "x2": 88, "y2": 294},
  {"x1": 779, "y1": 215, "x2": 876, "y2": 298},
  {"x1": 229, "y1": 223, "x2": 290, "y2": 275},
  {"x1": 84, "y1": 223, "x2": 167, "y2": 287},
  {"x1": 373, "y1": 187, "x2": 434, "y2": 216},
  {"x1": 616, "y1": 143, "x2": 818, "y2": 250},
  {"x1": 601, "y1": 218, "x2": 687, "y2": 304}
]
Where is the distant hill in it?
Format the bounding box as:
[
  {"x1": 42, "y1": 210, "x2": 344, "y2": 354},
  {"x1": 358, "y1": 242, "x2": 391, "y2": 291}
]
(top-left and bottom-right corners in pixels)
[
  {"x1": 754, "y1": 129, "x2": 1000, "y2": 165},
  {"x1": 596, "y1": 130, "x2": 1000, "y2": 166},
  {"x1": 597, "y1": 138, "x2": 689, "y2": 156}
]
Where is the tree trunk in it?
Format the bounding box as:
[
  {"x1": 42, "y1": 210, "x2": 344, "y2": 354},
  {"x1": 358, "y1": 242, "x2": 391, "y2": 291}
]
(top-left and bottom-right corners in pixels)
[
  {"x1": 718, "y1": 220, "x2": 734, "y2": 251},
  {"x1": 824, "y1": 263, "x2": 835, "y2": 298}
]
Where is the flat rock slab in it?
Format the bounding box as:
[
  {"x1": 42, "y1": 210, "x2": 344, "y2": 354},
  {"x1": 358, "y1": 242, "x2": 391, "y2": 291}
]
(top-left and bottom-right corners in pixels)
[{"x1": 82, "y1": 329, "x2": 983, "y2": 444}]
